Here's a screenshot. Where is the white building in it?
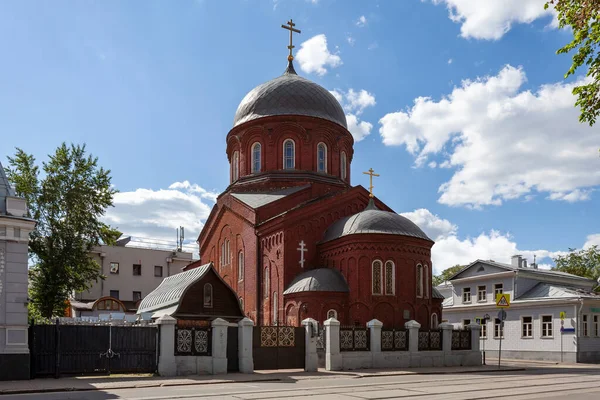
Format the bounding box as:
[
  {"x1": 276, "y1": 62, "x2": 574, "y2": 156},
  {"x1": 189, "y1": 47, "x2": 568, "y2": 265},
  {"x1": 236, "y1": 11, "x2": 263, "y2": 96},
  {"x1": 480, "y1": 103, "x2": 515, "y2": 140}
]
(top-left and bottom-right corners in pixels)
[
  {"x1": 70, "y1": 237, "x2": 196, "y2": 316},
  {"x1": 439, "y1": 255, "x2": 600, "y2": 363}
]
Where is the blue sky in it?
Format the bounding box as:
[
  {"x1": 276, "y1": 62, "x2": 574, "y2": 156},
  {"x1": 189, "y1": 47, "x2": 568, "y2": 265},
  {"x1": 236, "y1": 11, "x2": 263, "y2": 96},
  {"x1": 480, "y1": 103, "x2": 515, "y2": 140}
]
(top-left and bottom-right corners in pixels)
[{"x1": 1, "y1": 0, "x2": 599, "y2": 272}]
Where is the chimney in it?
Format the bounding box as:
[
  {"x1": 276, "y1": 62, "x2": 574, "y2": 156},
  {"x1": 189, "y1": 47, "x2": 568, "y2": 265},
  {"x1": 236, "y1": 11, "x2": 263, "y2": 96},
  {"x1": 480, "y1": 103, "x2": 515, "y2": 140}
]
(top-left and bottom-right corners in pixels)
[
  {"x1": 511, "y1": 254, "x2": 523, "y2": 268},
  {"x1": 521, "y1": 259, "x2": 528, "y2": 269},
  {"x1": 531, "y1": 263, "x2": 538, "y2": 269}
]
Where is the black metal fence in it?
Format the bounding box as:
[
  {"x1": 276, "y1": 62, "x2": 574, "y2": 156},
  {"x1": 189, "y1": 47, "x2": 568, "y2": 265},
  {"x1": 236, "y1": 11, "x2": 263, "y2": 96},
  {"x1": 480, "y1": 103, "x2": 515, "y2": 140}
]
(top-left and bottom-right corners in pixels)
[
  {"x1": 451, "y1": 329, "x2": 471, "y2": 350},
  {"x1": 381, "y1": 328, "x2": 409, "y2": 351},
  {"x1": 339, "y1": 326, "x2": 370, "y2": 351},
  {"x1": 417, "y1": 330, "x2": 443, "y2": 351},
  {"x1": 174, "y1": 326, "x2": 212, "y2": 356},
  {"x1": 316, "y1": 324, "x2": 326, "y2": 350}
]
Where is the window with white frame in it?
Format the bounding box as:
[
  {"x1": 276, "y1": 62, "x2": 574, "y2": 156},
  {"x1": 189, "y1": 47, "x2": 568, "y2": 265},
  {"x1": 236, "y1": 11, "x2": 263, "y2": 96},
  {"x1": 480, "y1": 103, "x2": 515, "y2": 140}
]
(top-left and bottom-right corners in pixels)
[
  {"x1": 232, "y1": 151, "x2": 239, "y2": 181},
  {"x1": 317, "y1": 143, "x2": 327, "y2": 172},
  {"x1": 463, "y1": 319, "x2": 471, "y2": 329},
  {"x1": 283, "y1": 139, "x2": 295, "y2": 169},
  {"x1": 480, "y1": 322, "x2": 487, "y2": 338},
  {"x1": 264, "y1": 267, "x2": 269, "y2": 298},
  {"x1": 385, "y1": 260, "x2": 395, "y2": 295},
  {"x1": 221, "y1": 239, "x2": 231, "y2": 267},
  {"x1": 583, "y1": 314, "x2": 589, "y2": 336},
  {"x1": 494, "y1": 283, "x2": 503, "y2": 297},
  {"x1": 522, "y1": 316, "x2": 533, "y2": 338},
  {"x1": 341, "y1": 151, "x2": 347, "y2": 180},
  {"x1": 327, "y1": 309, "x2": 338, "y2": 320},
  {"x1": 494, "y1": 320, "x2": 504, "y2": 338},
  {"x1": 431, "y1": 313, "x2": 439, "y2": 329},
  {"x1": 541, "y1": 315, "x2": 553, "y2": 338},
  {"x1": 251, "y1": 142, "x2": 261, "y2": 173},
  {"x1": 372, "y1": 260, "x2": 383, "y2": 295},
  {"x1": 594, "y1": 315, "x2": 599, "y2": 337},
  {"x1": 462, "y1": 287, "x2": 471, "y2": 303},
  {"x1": 477, "y1": 285, "x2": 487, "y2": 302},
  {"x1": 416, "y1": 264, "x2": 424, "y2": 298},
  {"x1": 238, "y1": 251, "x2": 244, "y2": 281}
]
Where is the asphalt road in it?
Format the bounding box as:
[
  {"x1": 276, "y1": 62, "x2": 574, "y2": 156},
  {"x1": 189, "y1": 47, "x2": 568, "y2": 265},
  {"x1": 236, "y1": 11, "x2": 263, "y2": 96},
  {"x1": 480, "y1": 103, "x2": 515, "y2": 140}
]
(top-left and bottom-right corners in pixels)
[{"x1": 5, "y1": 367, "x2": 600, "y2": 400}]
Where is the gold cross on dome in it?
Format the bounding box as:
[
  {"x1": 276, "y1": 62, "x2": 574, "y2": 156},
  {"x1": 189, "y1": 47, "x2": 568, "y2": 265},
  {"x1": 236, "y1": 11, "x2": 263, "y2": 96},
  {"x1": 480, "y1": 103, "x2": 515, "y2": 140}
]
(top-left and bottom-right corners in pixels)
[
  {"x1": 363, "y1": 168, "x2": 380, "y2": 198},
  {"x1": 281, "y1": 19, "x2": 301, "y2": 61}
]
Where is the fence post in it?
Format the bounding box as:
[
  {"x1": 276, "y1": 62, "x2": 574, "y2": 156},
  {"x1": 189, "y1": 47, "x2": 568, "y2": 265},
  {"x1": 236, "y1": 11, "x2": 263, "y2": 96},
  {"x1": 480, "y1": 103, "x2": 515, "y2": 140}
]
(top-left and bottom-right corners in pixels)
[
  {"x1": 238, "y1": 317, "x2": 254, "y2": 373},
  {"x1": 324, "y1": 317, "x2": 342, "y2": 371},
  {"x1": 405, "y1": 320, "x2": 421, "y2": 353},
  {"x1": 156, "y1": 315, "x2": 177, "y2": 377},
  {"x1": 440, "y1": 323, "x2": 453, "y2": 354},
  {"x1": 367, "y1": 319, "x2": 383, "y2": 369},
  {"x1": 211, "y1": 318, "x2": 228, "y2": 374},
  {"x1": 302, "y1": 318, "x2": 318, "y2": 372},
  {"x1": 467, "y1": 323, "x2": 482, "y2": 351}
]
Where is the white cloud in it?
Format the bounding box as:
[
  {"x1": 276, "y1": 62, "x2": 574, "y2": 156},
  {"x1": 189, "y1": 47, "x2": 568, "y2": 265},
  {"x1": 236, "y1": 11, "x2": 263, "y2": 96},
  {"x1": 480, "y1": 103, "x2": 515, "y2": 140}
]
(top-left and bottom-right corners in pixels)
[
  {"x1": 346, "y1": 35, "x2": 356, "y2": 46},
  {"x1": 103, "y1": 182, "x2": 219, "y2": 246},
  {"x1": 356, "y1": 15, "x2": 367, "y2": 27},
  {"x1": 400, "y1": 208, "x2": 457, "y2": 240},
  {"x1": 367, "y1": 42, "x2": 378, "y2": 51},
  {"x1": 431, "y1": 0, "x2": 557, "y2": 40},
  {"x1": 345, "y1": 89, "x2": 376, "y2": 115},
  {"x1": 379, "y1": 65, "x2": 600, "y2": 208},
  {"x1": 447, "y1": 58, "x2": 453, "y2": 64},
  {"x1": 330, "y1": 89, "x2": 377, "y2": 142},
  {"x1": 306, "y1": 0, "x2": 319, "y2": 3},
  {"x1": 346, "y1": 114, "x2": 373, "y2": 142},
  {"x1": 296, "y1": 34, "x2": 342, "y2": 76},
  {"x1": 584, "y1": 234, "x2": 600, "y2": 249}
]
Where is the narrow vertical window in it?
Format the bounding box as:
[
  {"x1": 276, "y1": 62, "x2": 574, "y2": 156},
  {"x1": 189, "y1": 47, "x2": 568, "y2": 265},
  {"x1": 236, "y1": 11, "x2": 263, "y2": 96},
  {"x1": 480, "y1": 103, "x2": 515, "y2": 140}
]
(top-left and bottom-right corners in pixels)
[
  {"x1": 317, "y1": 143, "x2": 327, "y2": 172},
  {"x1": 264, "y1": 267, "x2": 269, "y2": 298},
  {"x1": 583, "y1": 314, "x2": 589, "y2": 336},
  {"x1": 477, "y1": 285, "x2": 487, "y2": 302},
  {"x1": 226, "y1": 239, "x2": 230, "y2": 265},
  {"x1": 273, "y1": 292, "x2": 278, "y2": 325},
  {"x1": 251, "y1": 142, "x2": 261, "y2": 173},
  {"x1": 238, "y1": 251, "x2": 244, "y2": 281},
  {"x1": 593, "y1": 315, "x2": 599, "y2": 337},
  {"x1": 239, "y1": 297, "x2": 244, "y2": 310},
  {"x1": 522, "y1": 316, "x2": 533, "y2": 338},
  {"x1": 372, "y1": 260, "x2": 383, "y2": 295},
  {"x1": 431, "y1": 313, "x2": 439, "y2": 329},
  {"x1": 203, "y1": 283, "x2": 213, "y2": 308},
  {"x1": 385, "y1": 260, "x2": 395, "y2": 295},
  {"x1": 232, "y1": 151, "x2": 239, "y2": 181},
  {"x1": 541, "y1": 315, "x2": 553, "y2": 338},
  {"x1": 462, "y1": 287, "x2": 471, "y2": 303},
  {"x1": 341, "y1": 151, "x2": 347, "y2": 180},
  {"x1": 416, "y1": 264, "x2": 424, "y2": 298},
  {"x1": 494, "y1": 320, "x2": 503, "y2": 338},
  {"x1": 283, "y1": 139, "x2": 295, "y2": 169}
]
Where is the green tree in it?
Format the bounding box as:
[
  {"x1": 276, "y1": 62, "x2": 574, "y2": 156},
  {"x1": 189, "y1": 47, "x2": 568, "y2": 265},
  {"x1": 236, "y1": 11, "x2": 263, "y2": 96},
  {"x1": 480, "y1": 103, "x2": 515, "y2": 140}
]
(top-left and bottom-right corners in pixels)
[
  {"x1": 546, "y1": 0, "x2": 600, "y2": 126},
  {"x1": 552, "y1": 245, "x2": 600, "y2": 291},
  {"x1": 7, "y1": 144, "x2": 121, "y2": 319},
  {"x1": 433, "y1": 264, "x2": 465, "y2": 287}
]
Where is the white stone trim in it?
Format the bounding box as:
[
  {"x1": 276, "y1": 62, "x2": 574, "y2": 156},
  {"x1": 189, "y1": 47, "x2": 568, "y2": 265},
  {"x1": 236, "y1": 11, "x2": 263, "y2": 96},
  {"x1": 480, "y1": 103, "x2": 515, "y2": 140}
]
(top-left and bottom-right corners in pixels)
[{"x1": 5, "y1": 327, "x2": 28, "y2": 346}]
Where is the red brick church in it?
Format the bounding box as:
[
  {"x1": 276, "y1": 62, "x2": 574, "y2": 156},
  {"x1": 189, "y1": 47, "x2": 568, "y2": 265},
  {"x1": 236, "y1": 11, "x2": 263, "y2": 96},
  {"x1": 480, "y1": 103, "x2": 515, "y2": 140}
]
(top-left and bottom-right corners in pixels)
[{"x1": 194, "y1": 24, "x2": 443, "y2": 328}]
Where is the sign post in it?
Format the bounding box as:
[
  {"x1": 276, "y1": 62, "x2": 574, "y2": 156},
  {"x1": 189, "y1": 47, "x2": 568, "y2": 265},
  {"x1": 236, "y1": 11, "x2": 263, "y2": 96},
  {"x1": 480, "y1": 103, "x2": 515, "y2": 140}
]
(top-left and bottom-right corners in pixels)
[
  {"x1": 560, "y1": 312, "x2": 565, "y2": 363},
  {"x1": 496, "y1": 294, "x2": 510, "y2": 368}
]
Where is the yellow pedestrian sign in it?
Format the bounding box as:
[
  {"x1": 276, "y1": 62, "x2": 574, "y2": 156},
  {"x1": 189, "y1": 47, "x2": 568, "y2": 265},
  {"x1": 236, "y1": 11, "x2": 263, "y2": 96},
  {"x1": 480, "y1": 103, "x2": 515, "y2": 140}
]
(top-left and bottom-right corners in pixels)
[
  {"x1": 496, "y1": 293, "x2": 510, "y2": 308},
  {"x1": 560, "y1": 311, "x2": 566, "y2": 320}
]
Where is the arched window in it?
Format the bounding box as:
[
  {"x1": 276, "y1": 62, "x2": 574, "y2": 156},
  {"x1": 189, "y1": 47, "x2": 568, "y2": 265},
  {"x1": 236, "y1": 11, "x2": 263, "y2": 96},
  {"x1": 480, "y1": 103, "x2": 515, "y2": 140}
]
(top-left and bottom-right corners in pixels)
[
  {"x1": 203, "y1": 283, "x2": 213, "y2": 308},
  {"x1": 273, "y1": 292, "x2": 278, "y2": 325},
  {"x1": 220, "y1": 241, "x2": 224, "y2": 267},
  {"x1": 416, "y1": 264, "x2": 424, "y2": 298},
  {"x1": 232, "y1": 151, "x2": 239, "y2": 181},
  {"x1": 424, "y1": 265, "x2": 429, "y2": 299},
  {"x1": 327, "y1": 309, "x2": 338, "y2": 320},
  {"x1": 283, "y1": 139, "x2": 295, "y2": 169},
  {"x1": 264, "y1": 267, "x2": 269, "y2": 298},
  {"x1": 431, "y1": 313, "x2": 439, "y2": 329},
  {"x1": 238, "y1": 251, "x2": 244, "y2": 281},
  {"x1": 239, "y1": 297, "x2": 244, "y2": 310},
  {"x1": 372, "y1": 260, "x2": 383, "y2": 295},
  {"x1": 341, "y1": 151, "x2": 347, "y2": 180},
  {"x1": 251, "y1": 142, "x2": 261, "y2": 173},
  {"x1": 317, "y1": 143, "x2": 327, "y2": 172},
  {"x1": 385, "y1": 260, "x2": 395, "y2": 295},
  {"x1": 226, "y1": 239, "x2": 230, "y2": 265}
]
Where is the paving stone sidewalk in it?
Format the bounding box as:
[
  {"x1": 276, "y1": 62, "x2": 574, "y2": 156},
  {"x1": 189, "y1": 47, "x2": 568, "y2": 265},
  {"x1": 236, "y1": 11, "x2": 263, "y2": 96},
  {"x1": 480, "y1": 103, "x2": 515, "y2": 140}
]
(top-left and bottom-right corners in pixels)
[{"x1": 0, "y1": 365, "x2": 525, "y2": 395}]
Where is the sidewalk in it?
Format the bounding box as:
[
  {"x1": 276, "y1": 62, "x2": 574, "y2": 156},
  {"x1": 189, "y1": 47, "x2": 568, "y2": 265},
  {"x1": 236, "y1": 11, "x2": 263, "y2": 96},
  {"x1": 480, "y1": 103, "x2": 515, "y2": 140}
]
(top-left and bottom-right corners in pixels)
[{"x1": 0, "y1": 365, "x2": 525, "y2": 395}]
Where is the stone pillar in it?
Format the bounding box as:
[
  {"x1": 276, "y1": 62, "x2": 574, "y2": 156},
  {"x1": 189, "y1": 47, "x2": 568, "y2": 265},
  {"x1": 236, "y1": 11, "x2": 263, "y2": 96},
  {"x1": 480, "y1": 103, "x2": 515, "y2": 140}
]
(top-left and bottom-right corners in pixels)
[
  {"x1": 211, "y1": 318, "x2": 229, "y2": 374},
  {"x1": 440, "y1": 322, "x2": 454, "y2": 353},
  {"x1": 405, "y1": 320, "x2": 421, "y2": 353},
  {"x1": 156, "y1": 315, "x2": 177, "y2": 377},
  {"x1": 302, "y1": 318, "x2": 318, "y2": 372},
  {"x1": 467, "y1": 323, "x2": 482, "y2": 351},
  {"x1": 367, "y1": 319, "x2": 383, "y2": 369},
  {"x1": 324, "y1": 317, "x2": 342, "y2": 371},
  {"x1": 238, "y1": 317, "x2": 254, "y2": 373}
]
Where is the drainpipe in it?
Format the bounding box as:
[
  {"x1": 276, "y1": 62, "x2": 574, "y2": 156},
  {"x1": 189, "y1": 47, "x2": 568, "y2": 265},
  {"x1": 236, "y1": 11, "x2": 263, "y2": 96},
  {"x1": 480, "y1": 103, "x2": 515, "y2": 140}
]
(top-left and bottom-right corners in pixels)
[{"x1": 100, "y1": 253, "x2": 106, "y2": 297}]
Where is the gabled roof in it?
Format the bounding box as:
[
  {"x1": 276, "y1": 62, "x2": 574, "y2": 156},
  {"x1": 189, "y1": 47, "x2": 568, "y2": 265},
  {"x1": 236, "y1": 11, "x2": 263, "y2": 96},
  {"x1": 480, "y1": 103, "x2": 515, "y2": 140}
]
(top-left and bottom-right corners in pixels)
[
  {"x1": 283, "y1": 268, "x2": 349, "y2": 295},
  {"x1": 519, "y1": 282, "x2": 600, "y2": 300},
  {"x1": 137, "y1": 263, "x2": 211, "y2": 314},
  {"x1": 432, "y1": 287, "x2": 445, "y2": 299},
  {"x1": 231, "y1": 185, "x2": 309, "y2": 209}
]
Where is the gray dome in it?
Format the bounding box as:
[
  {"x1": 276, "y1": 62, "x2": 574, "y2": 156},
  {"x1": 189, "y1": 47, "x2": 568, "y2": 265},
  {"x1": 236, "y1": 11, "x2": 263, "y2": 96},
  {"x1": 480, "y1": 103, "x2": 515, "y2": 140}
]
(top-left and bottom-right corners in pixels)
[
  {"x1": 322, "y1": 200, "x2": 433, "y2": 243},
  {"x1": 233, "y1": 61, "x2": 347, "y2": 129},
  {"x1": 283, "y1": 268, "x2": 349, "y2": 295}
]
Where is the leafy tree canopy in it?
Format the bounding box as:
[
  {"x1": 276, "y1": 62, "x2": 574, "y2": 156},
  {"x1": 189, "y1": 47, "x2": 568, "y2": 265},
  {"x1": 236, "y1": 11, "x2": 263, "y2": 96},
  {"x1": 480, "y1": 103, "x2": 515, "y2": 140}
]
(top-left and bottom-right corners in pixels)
[
  {"x1": 7, "y1": 143, "x2": 121, "y2": 319},
  {"x1": 433, "y1": 264, "x2": 465, "y2": 287},
  {"x1": 546, "y1": 0, "x2": 600, "y2": 125},
  {"x1": 552, "y1": 245, "x2": 600, "y2": 291}
]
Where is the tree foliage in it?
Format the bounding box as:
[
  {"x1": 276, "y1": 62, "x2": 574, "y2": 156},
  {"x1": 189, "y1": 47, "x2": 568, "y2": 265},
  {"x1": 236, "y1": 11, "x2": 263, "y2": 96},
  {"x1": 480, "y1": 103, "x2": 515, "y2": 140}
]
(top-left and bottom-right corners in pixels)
[
  {"x1": 546, "y1": 0, "x2": 600, "y2": 126},
  {"x1": 6, "y1": 144, "x2": 121, "y2": 318},
  {"x1": 433, "y1": 264, "x2": 465, "y2": 287},
  {"x1": 552, "y1": 245, "x2": 600, "y2": 291}
]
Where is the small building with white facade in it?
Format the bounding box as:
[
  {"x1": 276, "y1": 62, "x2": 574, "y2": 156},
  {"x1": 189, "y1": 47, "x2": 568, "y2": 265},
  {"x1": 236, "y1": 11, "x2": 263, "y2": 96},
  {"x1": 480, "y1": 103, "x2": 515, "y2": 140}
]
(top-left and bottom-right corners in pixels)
[{"x1": 439, "y1": 255, "x2": 600, "y2": 363}]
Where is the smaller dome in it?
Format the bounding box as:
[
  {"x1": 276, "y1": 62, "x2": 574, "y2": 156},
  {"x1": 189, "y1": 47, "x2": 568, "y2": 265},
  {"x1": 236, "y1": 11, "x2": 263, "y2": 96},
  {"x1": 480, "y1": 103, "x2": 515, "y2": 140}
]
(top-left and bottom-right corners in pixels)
[
  {"x1": 283, "y1": 268, "x2": 349, "y2": 295},
  {"x1": 322, "y1": 199, "x2": 433, "y2": 243}
]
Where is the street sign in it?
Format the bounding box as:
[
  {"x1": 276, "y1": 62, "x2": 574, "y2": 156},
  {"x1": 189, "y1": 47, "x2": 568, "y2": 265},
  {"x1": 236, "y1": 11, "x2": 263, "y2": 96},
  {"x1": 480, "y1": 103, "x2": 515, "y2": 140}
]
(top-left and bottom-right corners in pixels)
[
  {"x1": 591, "y1": 307, "x2": 600, "y2": 313},
  {"x1": 497, "y1": 310, "x2": 507, "y2": 321},
  {"x1": 496, "y1": 293, "x2": 511, "y2": 308},
  {"x1": 560, "y1": 311, "x2": 566, "y2": 320},
  {"x1": 475, "y1": 317, "x2": 482, "y2": 324},
  {"x1": 561, "y1": 327, "x2": 575, "y2": 333}
]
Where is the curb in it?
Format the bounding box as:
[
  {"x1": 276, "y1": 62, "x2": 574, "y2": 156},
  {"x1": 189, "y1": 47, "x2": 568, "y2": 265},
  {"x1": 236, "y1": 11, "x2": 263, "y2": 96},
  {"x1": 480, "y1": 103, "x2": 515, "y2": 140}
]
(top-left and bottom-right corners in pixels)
[{"x1": 357, "y1": 367, "x2": 526, "y2": 377}]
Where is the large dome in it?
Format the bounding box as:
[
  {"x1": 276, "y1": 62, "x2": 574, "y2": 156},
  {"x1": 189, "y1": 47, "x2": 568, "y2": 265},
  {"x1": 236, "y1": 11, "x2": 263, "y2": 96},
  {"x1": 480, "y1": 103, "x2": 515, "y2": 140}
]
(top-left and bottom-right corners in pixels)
[
  {"x1": 233, "y1": 61, "x2": 347, "y2": 129},
  {"x1": 322, "y1": 199, "x2": 433, "y2": 243}
]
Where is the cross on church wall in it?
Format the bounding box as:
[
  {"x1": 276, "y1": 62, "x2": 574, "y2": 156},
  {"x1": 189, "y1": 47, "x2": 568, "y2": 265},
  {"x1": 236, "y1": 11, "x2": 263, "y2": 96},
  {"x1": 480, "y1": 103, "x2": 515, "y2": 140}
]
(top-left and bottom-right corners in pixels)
[{"x1": 297, "y1": 240, "x2": 307, "y2": 268}]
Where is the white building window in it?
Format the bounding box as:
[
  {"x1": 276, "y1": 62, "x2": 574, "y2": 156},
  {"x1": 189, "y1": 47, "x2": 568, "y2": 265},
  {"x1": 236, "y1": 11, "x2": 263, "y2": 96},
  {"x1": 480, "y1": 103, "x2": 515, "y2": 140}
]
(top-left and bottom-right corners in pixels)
[
  {"x1": 477, "y1": 285, "x2": 487, "y2": 302},
  {"x1": 583, "y1": 314, "x2": 589, "y2": 337},
  {"x1": 494, "y1": 283, "x2": 503, "y2": 297},
  {"x1": 416, "y1": 264, "x2": 424, "y2": 298},
  {"x1": 317, "y1": 143, "x2": 327, "y2": 172},
  {"x1": 463, "y1": 319, "x2": 471, "y2": 329},
  {"x1": 480, "y1": 322, "x2": 487, "y2": 338},
  {"x1": 594, "y1": 315, "x2": 599, "y2": 337},
  {"x1": 494, "y1": 320, "x2": 504, "y2": 338},
  {"x1": 462, "y1": 287, "x2": 471, "y2": 303},
  {"x1": 384, "y1": 260, "x2": 395, "y2": 295},
  {"x1": 431, "y1": 313, "x2": 439, "y2": 329},
  {"x1": 341, "y1": 151, "x2": 347, "y2": 180},
  {"x1": 238, "y1": 251, "x2": 244, "y2": 281},
  {"x1": 541, "y1": 315, "x2": 553, "y2": 338},
  {"x1": 522, "y1": 316, "x2": 533, "y2": 338},
  {"x1": 264, "y1": 267, "x2": 269, "y2": 298},
  {"x1": 232, "y1": 151, "x2": 239, "y2": 181},
  {"x1": 251, "y1": 142, "x2": 261, "y2": 173},
  {"x1": 327, "y1": 309, "x2": 338, "y2": 320},
  {"x1": 372, "y1": 260, "x2": 383, "y2": 295},
  {"x1": 283, "y1": 139, "x2": 295, "y2": 169}
]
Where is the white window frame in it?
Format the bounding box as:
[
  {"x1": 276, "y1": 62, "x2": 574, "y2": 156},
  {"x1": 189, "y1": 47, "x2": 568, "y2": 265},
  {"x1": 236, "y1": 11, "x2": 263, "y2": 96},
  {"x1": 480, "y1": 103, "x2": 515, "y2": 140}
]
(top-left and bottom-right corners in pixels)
[
  {"x1": 317, "y1": 142, "x2": 327, "y2": 173},
  {"x1": 541, "y1": 314, "x2": 553, "y2": 338},
  {"x1": 384, "y1": 260, "x2": 395, "y2": 295},
  {"x1": 416, "y1": 264, "x2": 424, "y2": 298},
  {"x1": 327, "y1": 309, "x2": 338, "y2": 320},
  {"x1": 462, "y1": 287, "x2": 471, "y2": 303},
  {"x1": 232, "y1": 151, "x2": 239, "y2": 181},
  {"x1": 480, "y1": 321, "x2": 487, "y2": 338},
  {"x1": 372, "y1": 260, "x2": 383, "y2": 295},
  {"x1": 238, "y1": 251, "x2": 244, "y2": 282},
  {"x1": 477, "y1": 285, "x2": 487, "y2": 302},
  {"x1": 283, "y1": 139, "x2": 295, "y2": 169},
  {"x1": 521, "y1": 316, "x2": 533, "y2": 338},
  {"x1": 593, "y1": 315, "x2": 599, "y2": 337},
  {"x1": 264, "y1": 267, "x2": 269, "y2": 299},
  {"x1": 494, "y1": 283, "x2": 503, "y2": 297},
  {"x1": 583, "y1": 314, "x2": 589, "y2": 337},
  {"x1": 494, "y1": 320, "x2": 504, "y2": 338},
  {"x1": 251, "y1": 142, "x2": 261, "y2": 173},
  {"x1": 341, "y1": 151, "x2": 347, "y2": 180}
]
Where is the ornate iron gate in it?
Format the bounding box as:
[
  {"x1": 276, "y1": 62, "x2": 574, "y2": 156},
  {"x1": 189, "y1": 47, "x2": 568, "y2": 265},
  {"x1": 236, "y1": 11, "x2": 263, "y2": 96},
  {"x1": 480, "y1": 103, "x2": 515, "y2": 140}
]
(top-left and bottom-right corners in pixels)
[
  {"x1": 29, "y1": 322, "x2": 158, "y2": 378},
  {"x1": 253, "y1": 326, "x2": 305, "y2": 370}
]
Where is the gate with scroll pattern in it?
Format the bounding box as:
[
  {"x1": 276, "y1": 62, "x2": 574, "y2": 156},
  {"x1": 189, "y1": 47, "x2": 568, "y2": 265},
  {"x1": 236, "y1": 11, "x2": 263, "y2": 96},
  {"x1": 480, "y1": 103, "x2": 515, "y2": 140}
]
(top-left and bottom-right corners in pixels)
[{"x1": 253, "y1": 326, "x2": 305, "y2": 370}]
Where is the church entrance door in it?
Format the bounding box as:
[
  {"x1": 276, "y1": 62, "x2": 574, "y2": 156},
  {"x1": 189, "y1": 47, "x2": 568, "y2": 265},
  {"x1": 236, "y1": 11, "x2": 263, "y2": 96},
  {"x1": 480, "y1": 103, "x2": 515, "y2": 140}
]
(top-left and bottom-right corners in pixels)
[{"x1": 253, "y1": 326, "x2": 305, "y2": 370}]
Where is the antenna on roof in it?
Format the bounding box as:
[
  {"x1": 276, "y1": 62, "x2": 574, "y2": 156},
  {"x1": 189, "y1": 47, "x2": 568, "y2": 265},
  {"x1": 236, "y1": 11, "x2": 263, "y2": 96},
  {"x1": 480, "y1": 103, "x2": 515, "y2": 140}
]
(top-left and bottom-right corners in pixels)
[{"x1": 176, "y1": 226, "x2": 185, "y2": 252}]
